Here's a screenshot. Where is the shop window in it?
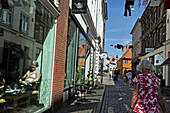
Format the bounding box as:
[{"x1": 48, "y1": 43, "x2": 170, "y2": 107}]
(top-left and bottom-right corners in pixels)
[
  {"x1": 76, "y1": 32, "x2": 87, "y2": 83},
  {"x1": 65, "y1": 19, "x2": 77, "y2": 88},
  {"x1": 0, "y1": 1, "x2": 55, "y2": 112}
]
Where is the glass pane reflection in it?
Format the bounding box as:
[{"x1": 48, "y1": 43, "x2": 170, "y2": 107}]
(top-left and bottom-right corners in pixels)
[{"x1": 0, "y1": 1, "x2": 55, "y2": 112}]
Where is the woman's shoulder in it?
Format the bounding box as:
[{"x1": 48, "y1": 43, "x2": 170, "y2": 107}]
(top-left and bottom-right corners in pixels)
[
  {"x1": 136, "y1": 73, "x2": 143, "y2": 77},
  {"x1": 35, "y1": 69, "x2": 40, "y2": 73}
]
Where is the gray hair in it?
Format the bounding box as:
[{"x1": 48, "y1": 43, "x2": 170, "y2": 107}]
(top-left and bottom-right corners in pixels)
[{"x1": 137, "y1": 58, "x2": 155, "y2": 71}]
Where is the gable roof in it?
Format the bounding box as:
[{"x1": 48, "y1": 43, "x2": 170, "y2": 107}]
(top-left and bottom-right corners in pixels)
[
  {"x1": 110, "y1": 55, "x2": 118, "y2": 61},
  {"x1": 117, "y1": 48, "x2": 132, "y2": 62},
  {"x1": 109, "y1": 61, "x2": 116, "y2": 65}
]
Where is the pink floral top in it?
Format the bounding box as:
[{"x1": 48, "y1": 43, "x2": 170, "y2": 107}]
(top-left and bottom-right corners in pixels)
[{"x1": 132, "y1": 73, "x2": 161, "y2": 113}]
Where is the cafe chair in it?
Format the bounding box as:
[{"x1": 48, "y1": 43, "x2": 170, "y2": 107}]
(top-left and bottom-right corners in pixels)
[
  {"x1": 79, "y1": 85, "x2": 86, "y2": 100},
  {"x1": 31, "y1": 80, "x2": 41, "y2": 95},
  {"x1": 0, "y1": 88, "x2": 7, "y2": 112},
  {"x1": 30, "y1": 76, "x2": 41, "y2": 104}
]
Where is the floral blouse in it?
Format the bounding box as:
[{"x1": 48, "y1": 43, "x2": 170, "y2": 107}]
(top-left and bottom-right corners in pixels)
[{"x1": 132, "y1": 73, "x2": 161, "y2": 113}]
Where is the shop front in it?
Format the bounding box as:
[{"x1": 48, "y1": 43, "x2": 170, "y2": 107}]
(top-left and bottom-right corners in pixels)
[
  {"x1": 0, "y1": 0, "x2": 58, "y2": 112},
  {"x1": 63, "y1": 14, "x2": 95, "y2": 102}
]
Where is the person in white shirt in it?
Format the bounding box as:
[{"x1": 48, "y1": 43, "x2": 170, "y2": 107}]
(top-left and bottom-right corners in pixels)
[
  {"x1": 109, "y1": 70, "x2": 113, "y2": 80},
  {"x1": 126, "y1": 70, "x2": 132, "y2": 86}
]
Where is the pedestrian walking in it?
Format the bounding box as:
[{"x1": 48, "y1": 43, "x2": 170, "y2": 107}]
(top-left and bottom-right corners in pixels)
[
  {"x1": 157, "y1": 71, "x2": 165, "y2": 93},
  {"x1": 127, "y1": 59, "x2": 167, "y2": 113},
  {"x1": 114, "y1": 69, "x2": 119, "y2": 80},
  {"x1": 126, "y1": 70, "x2": 132, "y2": 86},
  {"x1": 124, "y1": 69, "x2": 128, "y2": 82},
  {"x1": 109, "y1": 70, "x2": 113, "y2": 80}
]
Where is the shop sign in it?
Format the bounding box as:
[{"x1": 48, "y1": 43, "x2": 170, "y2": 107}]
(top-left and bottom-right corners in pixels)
[
  {"x1": 0, "y1": 28, "x2": 4, "y2": 36},
  {"x1": 145, "y1": 48, "x2": 154, "y2": 52},
  {"x1": 154, "y1": 52, "x2": 163, "y2": 65},
  {"x1": 72, "y1": 0, "x2": 87, "y2": 14},
  {"x1": 100, "y1": 52, "x2": 108, "y2": 58}
]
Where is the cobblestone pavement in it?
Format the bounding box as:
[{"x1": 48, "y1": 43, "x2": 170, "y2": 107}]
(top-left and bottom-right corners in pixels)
[
  {"x1": 101, "y1": 74, "x2": 170, "y2": 113},
  {"x1": 56, "y1": 84, "x2": 105, "y2": 113},
  {"x1": 56, "y1": 74, "x2": 170, "y2": 113},
  {"x1": 101, "y1": 75, "x2": 133, "y2": 113}
]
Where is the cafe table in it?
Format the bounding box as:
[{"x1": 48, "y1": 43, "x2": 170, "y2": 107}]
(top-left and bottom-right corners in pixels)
[
  {"x1": 5, "y1": 90, "x2": 30, "y2": 113},
  {"x1": 74, "y1": 83, "x2": 86, "y2": 102}
]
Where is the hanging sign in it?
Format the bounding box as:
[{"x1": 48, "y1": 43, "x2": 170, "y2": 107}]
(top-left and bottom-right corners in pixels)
[
  {"x1": 72, "y1": 0, "x2": 87, "y2": 14},
  {"x1": 145, "y1": 48, "x2": 154, "y2": 52},
  {"x1": 100, "y1": 53, "x2": 108, "y2": 58}
]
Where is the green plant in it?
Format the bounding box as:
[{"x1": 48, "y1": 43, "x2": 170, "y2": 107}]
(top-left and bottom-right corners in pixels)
[
  {"x1": 88, "y1": 77, "x2": 93, "y2": 82},
  {"x1": 93, "y1": 76, "x2": 97, "y2": 79},
  {"x1": 64, "y1": 73, "x2": 66, "y2": 79},
  {"x1": 104, "y1": 69, "x2": 109, "y2": 73}
]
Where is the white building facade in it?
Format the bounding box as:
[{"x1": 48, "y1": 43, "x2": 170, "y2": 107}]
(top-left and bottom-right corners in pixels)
[{"x1": 69, "y1": 0, "x2": 107, "y2": 77}]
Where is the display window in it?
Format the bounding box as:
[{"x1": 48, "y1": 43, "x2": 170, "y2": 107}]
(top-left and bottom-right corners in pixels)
[
  {"x1": 76, "y1": 30, "x2": 87, "y2": 84},
  {"x1": 65, "y1": 18, "x2": 77, "y2": 89}
]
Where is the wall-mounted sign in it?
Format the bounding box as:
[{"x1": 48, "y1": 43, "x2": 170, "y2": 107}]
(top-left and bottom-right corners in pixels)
[
  {"x1": 72, "y1": 0, "x2": 87, "y2": 14},
  {"x1": 145, "y1": 48, "x2": 154, "y2": 53},
  {"x1": 0, "y1": 28, "x2": 4, "y2": 36},
  {"x1": 154, "y1": 52, "x2": 163, "y2": 65},
  {"x1": 100, "y1": 53, "x2": 108, "y2": 58}
]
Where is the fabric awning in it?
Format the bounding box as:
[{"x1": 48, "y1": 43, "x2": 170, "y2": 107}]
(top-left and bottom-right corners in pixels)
[
  {"x1": 161, "y1": 58, "x2": 170, "y2": 65},
  {"x1": 10, "y1": 44, "x2": 31, "y2": 60}
]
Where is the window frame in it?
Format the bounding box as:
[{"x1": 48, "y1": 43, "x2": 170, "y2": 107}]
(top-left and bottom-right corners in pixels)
[{"x1": 19, "y1": 12, "x2": 29, "y2": 34}]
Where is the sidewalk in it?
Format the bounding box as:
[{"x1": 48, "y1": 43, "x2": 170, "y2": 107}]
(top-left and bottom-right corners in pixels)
[
  {"x1": 56, "y1": 83, "x2": 105, "y2": 113},
  {"x1": 100, "y1": 75, "x2": 133, "y2": 112}
]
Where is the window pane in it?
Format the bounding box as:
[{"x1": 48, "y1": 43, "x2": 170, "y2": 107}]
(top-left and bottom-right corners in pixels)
[
  {"x1": 0, "y1": 8, "x2": 2, "y2": 22},
  {"x1": 7, "y1": 13, "x2": 11, "y2": 25},
  {"x1": 65, "y1": 20, "x2": 77, "y2": 88},
  {"x1": 0, "y1": 1, "x2": 55, "y2": 112},
  {"x1": 76, "y1": 31, "x2": 86, "y2": 83},
  {"x1": 21, "y1": 14, "x2": 25, "y2": 32},
  {"x1": 3, "y1": 11, "x2": 7, "y2": 24}
]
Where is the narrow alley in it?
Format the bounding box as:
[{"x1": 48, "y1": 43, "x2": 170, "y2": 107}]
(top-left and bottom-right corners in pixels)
[
  {"x1": 101, "y1": 75, "x2": 133, "y2": 113},
  {"x1": 56, "y1": 75, "x2": 133, "y2": 113},
  {"x1": 56, "y1": 74, "x2": 170, "y2": 113}
]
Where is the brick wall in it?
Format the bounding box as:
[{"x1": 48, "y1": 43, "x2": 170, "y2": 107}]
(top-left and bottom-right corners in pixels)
[{"x1": 51, "y1": 0, "x2": 69, "y2": 112}]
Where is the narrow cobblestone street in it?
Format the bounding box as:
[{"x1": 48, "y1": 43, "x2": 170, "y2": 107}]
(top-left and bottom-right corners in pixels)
[
  {"x1": 55, "y1": 74, "x2": 170, "y2": 113},
  {"x1": 101, "y1": 74, "x2": 170, "y2": 113},
  {"x1": 101, "y1": 75, "x2": 133, "y2": 113}
]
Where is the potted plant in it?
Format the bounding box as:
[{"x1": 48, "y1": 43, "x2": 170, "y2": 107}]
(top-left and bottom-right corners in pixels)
[
  {"x1": 84, "y1": 79, "x2": 89, "y2": 85},
  {"x1": 93, "y1": 76, "x2": 98, "y2": 81},
  {"x1": 89, "y1": 76, "x2": 93, "y2": 86}
]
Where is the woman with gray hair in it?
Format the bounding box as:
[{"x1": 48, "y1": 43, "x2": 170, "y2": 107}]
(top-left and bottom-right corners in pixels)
[{"x1": 127, "y1": 59, "x2": 167, "y2": 113}]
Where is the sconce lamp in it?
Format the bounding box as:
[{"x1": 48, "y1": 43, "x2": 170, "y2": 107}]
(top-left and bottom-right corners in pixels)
[{"x1": 131, "y1": 6, "x2": 134, "y2": 11}]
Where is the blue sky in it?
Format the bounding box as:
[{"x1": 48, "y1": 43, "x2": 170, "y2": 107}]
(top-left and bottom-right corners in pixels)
[{"x1": 105, "y1": 0, "x2": 148, "y2": 58}]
